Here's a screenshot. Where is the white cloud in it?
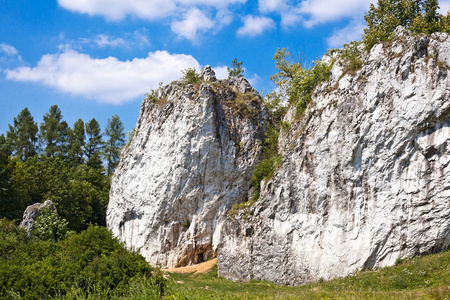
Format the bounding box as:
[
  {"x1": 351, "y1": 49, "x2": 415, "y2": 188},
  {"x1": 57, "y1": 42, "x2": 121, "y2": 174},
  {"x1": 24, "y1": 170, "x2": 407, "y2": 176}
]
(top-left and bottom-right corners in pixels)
[
  {"x1": 326, "y1": 21, "x2": 365, "y2": 47},
  {"x1": 258, "y1": 0, "x2": 372, "y2": 28},
  {"x1": 298, "y1": 0, "x2": 372, "y2": 27},
  {"x1": 94, "y1": 34, "x2": 127, "y2": 47},
  {"x1": 258, "y1": 0, "x2": 287, "y2": 13},
  {"x1": 247, "y1": 73, "x2": 260, "y2": 86},
  {"x1": 171, "y1": 8, "x2": 215, "y2": 42},
  {"x1": 0, "y1": 43, "x2": 23, "y2": 68},
  {"x1": 213, "y1": 66, "x2": 229, "y2": 79},
  {"x1": 57, "y1": 31, "x2": 150, "y2": 51},
  {"x1": 5, "y1": 50, "x2": 200, "y2": 104},
  {"x1": 237, "y1": 15, "x2": 275, "y2": 37},
  {"x1": 57, "y1": 0, "x2": 246, "y2": 21},
  {"x1": 0, "y1": 43, "x2": 20, "y2": 56}
]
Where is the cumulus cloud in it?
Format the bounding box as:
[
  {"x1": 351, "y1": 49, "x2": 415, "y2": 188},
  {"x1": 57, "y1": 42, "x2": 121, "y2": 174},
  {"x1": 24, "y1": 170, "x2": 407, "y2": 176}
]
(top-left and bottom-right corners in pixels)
[
  {"x1": 57, "y1": 0, "x2": 246, "y2": 21},
  {"x1": 171, "y1": 8, "x2": 215, "y2": 42},
  {"x1": 5, "y1": 50, "x2": 200, "y2": 104},
  {"x1": 326, "y1": 21, "x2": 365, "y2": 47},
  {"x1": 237, "y1": 15, "x2": 275, "y2": 37}
]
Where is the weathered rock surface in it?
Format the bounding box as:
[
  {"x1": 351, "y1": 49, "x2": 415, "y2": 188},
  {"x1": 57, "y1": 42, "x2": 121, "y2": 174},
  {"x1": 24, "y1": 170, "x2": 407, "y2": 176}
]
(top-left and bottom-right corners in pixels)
[
  {"x1": 218, "y1": 28, "x2": 450, "y2": 285},
  {"x1": 20, "y1": 200, "x2": 57, "y2": 235},
  {"x1": 107, "y1": 71, "x2": 267, "y2": 268}
]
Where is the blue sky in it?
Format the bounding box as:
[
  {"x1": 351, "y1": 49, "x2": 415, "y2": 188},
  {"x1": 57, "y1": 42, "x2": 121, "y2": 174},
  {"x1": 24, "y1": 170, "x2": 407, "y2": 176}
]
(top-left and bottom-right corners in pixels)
[{"x1": 2, "y1": 0, "x2": 449, "y2": 136}]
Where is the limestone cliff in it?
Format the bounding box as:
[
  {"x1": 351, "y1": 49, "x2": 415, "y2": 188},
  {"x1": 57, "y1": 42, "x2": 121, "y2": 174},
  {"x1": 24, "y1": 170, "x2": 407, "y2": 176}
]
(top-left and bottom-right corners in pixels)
[
  {"x1": 107, "y1": 67, "x2": 268, "y2": 268},
  {"x1": 218, "y1": 27, "x2": 450, "y2": 285}
]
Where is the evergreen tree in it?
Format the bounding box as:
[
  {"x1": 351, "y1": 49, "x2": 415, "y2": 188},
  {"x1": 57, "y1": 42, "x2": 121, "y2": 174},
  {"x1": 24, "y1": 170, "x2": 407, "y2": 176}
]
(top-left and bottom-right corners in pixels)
[
  {"x1": 85, "y1": 118, "x2": 103, "y2": 171},
  {"x1": 57, "y1": 120, "x2": 71, "y2": 161},
  {"x1": 40, "y1": 105, "x2": 63, "y2": 158},
  {"x1": 227, "y1": 58, "x2": 244, "y2": 78},
  {"x1": 69, "y1": 118, "x2": 85, "y2": 166},
  {"x1": 0, "y1": 134, "x2": 19, "y2": 219},
  {"x1": 6, "y1": 108, "x2": 39, "y2": 161},
  {"x1": 104, "y1": 115, "x2": 125, "y2": 176}
]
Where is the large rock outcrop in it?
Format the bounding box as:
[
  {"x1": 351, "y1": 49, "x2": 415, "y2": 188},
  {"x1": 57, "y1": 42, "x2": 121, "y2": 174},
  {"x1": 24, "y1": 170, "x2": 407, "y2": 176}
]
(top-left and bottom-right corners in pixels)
[
  {"x1": 107, "y1": 68, "x2": 267, "y2": 268},
  {"x1": 218, "y1": 28, "x2": 450, "y2": 285}
]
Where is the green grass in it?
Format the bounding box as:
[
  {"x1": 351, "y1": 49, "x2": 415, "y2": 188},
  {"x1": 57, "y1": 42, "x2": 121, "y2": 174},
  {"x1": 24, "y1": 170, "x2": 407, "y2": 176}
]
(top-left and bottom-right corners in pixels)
[{"x1": 163, "y1": 250, "x2": 450, "y2": 299}]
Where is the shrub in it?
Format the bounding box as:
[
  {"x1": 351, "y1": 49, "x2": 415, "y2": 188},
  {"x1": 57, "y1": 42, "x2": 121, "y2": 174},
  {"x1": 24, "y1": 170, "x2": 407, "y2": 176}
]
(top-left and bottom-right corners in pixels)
[
  {"x1": 0, "y1": 224, "x2": 165, "y2": 299},
  {"x1": 341, "y1": 41, "x2": 364, "y2": 73},
  {"x1": 251, "y1": 155, "x2": 282, "y2": 201},
  {"x1": 181, "y1": 68, "x2": 201, "y2": 85},
  {"x1": 32, "y1": 206, "x2": 71, "y2": 242}
]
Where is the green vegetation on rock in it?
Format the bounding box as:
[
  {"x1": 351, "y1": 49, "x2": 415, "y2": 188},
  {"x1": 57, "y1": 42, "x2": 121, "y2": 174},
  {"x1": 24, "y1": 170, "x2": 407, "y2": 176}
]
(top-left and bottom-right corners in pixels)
[
  {"x1": 363, "y1": 0, "x2": 450, "y2": 50},
  {"x1": 227, "y1": 58, "x2": 244, "y2": 78}
]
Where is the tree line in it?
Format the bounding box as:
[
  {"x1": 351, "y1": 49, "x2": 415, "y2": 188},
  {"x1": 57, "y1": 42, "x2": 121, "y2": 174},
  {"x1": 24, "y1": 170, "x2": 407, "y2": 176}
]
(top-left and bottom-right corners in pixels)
[{"x1": 0, "y1": 105, "x2": 126, "y2": 231}]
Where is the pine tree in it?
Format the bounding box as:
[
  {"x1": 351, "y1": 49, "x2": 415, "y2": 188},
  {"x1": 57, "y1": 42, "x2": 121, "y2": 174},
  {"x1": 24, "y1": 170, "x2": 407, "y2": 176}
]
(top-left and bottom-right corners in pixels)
[
  {"x1": 57, "y1": 120, "x2": 72, "y2": 161},
  {"x1": 69, "y1": 119, "x2": 85, "y2": 166},
  {"x1": 104, "y1": 115, "x2": 125, "y2": 176},
  {"x1": 6, "y1": 108, "x2": 38, "y2": 161},
  {"x1": 227, "y1": 58, "x2": 244, "y2": 78},
  {"x1": 85, "y1": 118, "x2": 103, "y2": 171},
  {"x1": 40, "y1": 105, "x2": 63, "y2": 158}
]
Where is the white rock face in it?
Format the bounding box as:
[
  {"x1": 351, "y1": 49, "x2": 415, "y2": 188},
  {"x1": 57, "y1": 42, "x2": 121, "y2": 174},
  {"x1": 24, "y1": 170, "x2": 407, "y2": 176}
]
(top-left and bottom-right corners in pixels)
[
  {"x1": 107, "y1": 76, "x2": 267, "y2": 268},
  {"x1": 218, "y1": 29, "x2": 450, "y2": 285}
]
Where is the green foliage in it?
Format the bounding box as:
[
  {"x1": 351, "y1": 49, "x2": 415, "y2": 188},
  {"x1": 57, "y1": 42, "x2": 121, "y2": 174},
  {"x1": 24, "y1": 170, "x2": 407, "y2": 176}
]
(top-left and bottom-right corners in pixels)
[
  {"x1": 291, "y1": 60, "x2": 333, "y2": 117},
  {"x1": 1, "y1": 106, "x2": 122, "y2": 229},
  {"x1": 341, "y1": 41, "x2": 364, "y2": 73},
  {"x1": 270, "y1": 48, "x2": 333, "y2": 117},
  {"x1": 0, "y1": 224, "x2": 165, "y2": 300},
  {"x1": 6, "y1": 108, "x2": 39, "y2": 162},
  {"x1": 85, "y1": 118, "x2": 103, "y2": 171},
  {"x1": 32, "y1": 206, "x2": 71, "y2": 242},
  {"x1": 144, "y1": 89, "x2": 159, "y2": 103},
  {"x1": 250, "y1": 155, "x2": 282, "y2": 201},
  {"x1": 68, "y1": 118, "x2": 85, "y2": 166},
  {"x1": 180, "y1": 67, "x2": 201, "y2": 85},
  {"x1": 363, "y1": 0, "x2": 450, "y2": 50},
  {"x1": 10, "y1": 157, "x2": 107, "y2": 231},
  {"x1": 39, "y1": 105, "x2": 65, "y2": 158},
  {"x1": 0, "y1": 218, "x2": 27, "y2": 257},
  {"x1": 227, "y1": 58, "x2": 244, "y2": 78},
  {"x1": 104, "y1": 115, "x2": 126, "y2": 176},
  {"x1": 270, "y1": 48, "x2": 303, "y2": 103}
]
